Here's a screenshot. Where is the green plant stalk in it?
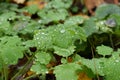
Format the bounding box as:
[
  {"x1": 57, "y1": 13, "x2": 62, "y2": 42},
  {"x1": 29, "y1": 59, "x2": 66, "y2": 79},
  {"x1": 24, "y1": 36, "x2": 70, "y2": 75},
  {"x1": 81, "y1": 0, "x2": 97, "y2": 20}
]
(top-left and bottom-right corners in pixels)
[
  {"x1": 88, "y1": 38, "x2": 100, "y2": 80},
  {"x1": 0, "y1": 58, "x2": 8, "y2": 80},
  {"x1": 3, "y1": 63, "x2": 8, "y2": 80},
  {"x1": 109, "y1": 34, "x2": 114, "y2": 49},
  {"x1": 23, "y1": 74, "x2": 39, "y2": 80},
  {"x1": 11, "y1": 56, "x2": 34, "y2": 80}
]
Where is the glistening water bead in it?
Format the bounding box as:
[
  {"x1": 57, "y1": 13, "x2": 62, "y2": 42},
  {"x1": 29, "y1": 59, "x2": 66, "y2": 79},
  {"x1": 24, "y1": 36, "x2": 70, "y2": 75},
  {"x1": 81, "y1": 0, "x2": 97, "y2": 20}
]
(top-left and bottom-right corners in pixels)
[{"x1": 60, "y1": 29, "x2": 65, "y2": 33}]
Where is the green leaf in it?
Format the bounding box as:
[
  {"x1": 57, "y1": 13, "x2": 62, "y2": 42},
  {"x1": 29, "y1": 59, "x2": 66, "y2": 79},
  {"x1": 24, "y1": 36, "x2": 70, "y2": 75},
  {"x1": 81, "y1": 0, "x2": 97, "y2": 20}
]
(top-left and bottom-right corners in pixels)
[
  {"x1": 52, "y1": 24, "x2": 86, "y2": 48},
  {"x1": 96, "y1": 45, "x2": 113, "y2": 56},
  {"x1": 34, "y1": 29, "x2": 53, "y2": 50},
  {"x1": 0, "y1": 21, "x2": 10, "y2": 36},
  {"x1": 83, "y1": 18, "x2": 98, "y2": 36},
  {"x1": 35, "y1": 51, "x2": 51, "y2": 65},
  {"x1": 96, "y1": 20, "x2": 113, "y2": 32},
  {"x1": 13, "y1": 21, "x2": 28, "y2": 32},
  {"x1": 46, "y1": 0, "x2": 72, "y2": 9},
  {"x1": 34, "y1": 24, "x2": 86, "y2": 50},
  {"x1": 104, "y1": 51, "x2": 120, "y2": 80},
  {"x1": 31, "y1": 62, "x2": 48, "y2": 74},
  {"x1": 14, "y1": 20, "x2": 40, "y2": 34},
  {"x1": 0, "y1": 36, "x2": 24, "y2": 65},
  {"x1": 61, "y1": 58, "x2": 67, "y2": 64},
  {"x1": 64, "y1": 16, "x2": 84, "y2": 25},
  {"x1": 54, "y1": 63, "x2": 82, "y2": 80},
  {"x1": 23, "y1": 4, "x2": 39, "y2": 14},
  {"x1": 0, "y1": 11, "x2": 16, "y2": 21},
  {"x1": 52, "y1": 25, "x2": 75, "y2": 48},
  {"x1": 37, "y1": 9, "x2": 68, "y2": 23},
  {"x1": 95, "y1": 4, "x2": 120, "y2": 19},
  {"x1": 81, "y1": 58, "x2": 105, "y2": 76},
  {"x1": 0, "y1": 3, "x2": 18, "y2": 14},
  {"x1": 54, "y1": 46, "x2": 75, "y2": 57}
]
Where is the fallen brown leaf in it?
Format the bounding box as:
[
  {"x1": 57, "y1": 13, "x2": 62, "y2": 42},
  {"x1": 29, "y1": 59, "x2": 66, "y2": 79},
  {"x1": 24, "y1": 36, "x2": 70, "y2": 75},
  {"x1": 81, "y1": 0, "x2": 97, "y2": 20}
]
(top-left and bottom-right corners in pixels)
[
  {"x1": 13, "y1": 0, "x2": 25, "y2": 4},
  {"x1": 78, "y1": 72, "x2": 92, "y2": 80},
  {"x1": 84, "y1": 0, "x2": 104, "y2": 15},
  {"x1": 26, "y1": 0, "x2": 47, "y2": 9}
]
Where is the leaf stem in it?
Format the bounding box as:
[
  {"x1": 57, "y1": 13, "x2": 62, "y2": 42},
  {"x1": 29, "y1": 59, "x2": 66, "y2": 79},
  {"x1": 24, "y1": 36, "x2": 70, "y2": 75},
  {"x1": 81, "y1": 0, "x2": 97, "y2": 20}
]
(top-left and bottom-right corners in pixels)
[
  {"x1": 3, "y1": 63, "x2": 8, "y2": 80},
  {"x1": 11, "y1": 56, "x2": 34, "y2": 80},
  {"x1": 88, "y1": 38, "x2": 100, "y2": 80},
  {"x1": 109, "y1": 34, "x2": 114, "y2": 49}
]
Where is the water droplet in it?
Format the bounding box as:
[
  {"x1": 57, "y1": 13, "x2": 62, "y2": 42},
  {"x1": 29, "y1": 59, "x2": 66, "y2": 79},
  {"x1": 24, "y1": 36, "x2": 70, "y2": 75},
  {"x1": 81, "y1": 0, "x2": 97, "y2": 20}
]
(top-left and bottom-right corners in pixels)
[
  {"x1": 8, "y1": 18, "x2": 12, "y2": 20},
  {"x1": 38, "y1": 42, "x2": 40, "y2": 45},
  {"x1": 115, "y1": 60, "x2": 119, "y2": 63},
  {"x1": 41, "y1": 32, "x2": 45, "y2": 35},
  {"x1": 100, "y1": 21, "x2": 104, "y2": 25},
  {"x1": 36, "y1": 37, "x2": 39, "y2": 40},
  {"x1": 22, "y1": 42, "x2": 25, "y2": 45},
  {"x1": 38, "y1": 20, "x2": 42, "y2": 23},
  {"x1": 46, "y1": 71, "x2": 49, "y2": 74},
  {"x1": 22, "y1": 18, "x2": 26, "y2": 21},
  {"x1": 98, "y1": 66, "x2": 101, "y2": 69},
  {"x1": 60, "y1": 29, "x2": 65, "y2": 33}
]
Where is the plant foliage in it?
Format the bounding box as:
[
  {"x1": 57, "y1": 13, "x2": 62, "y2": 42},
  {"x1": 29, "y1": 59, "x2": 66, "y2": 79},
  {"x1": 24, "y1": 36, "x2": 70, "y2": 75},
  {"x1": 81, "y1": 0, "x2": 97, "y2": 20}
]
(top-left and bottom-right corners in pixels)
[{"x1": 0, "y1": 1, "x2": 120, "y2": 80}]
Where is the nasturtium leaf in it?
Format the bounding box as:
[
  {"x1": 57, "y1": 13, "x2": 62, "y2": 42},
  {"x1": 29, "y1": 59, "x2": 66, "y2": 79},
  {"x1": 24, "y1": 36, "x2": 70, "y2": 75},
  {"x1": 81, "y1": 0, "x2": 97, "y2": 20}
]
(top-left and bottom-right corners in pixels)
[
  {"x1": 64, "y1": 16, "x2": 84, "y2": 25},
  {"x1": 15, "y1": 20, "x2": 40, "y2": 34},
  {"x1": 96, "y1": 20, "x2": 113, "y2": 33},
  {"x1": 31, "y1": 62, "x2": 48, "y2": 74},
  {"x1": 52, "y1": 24, "x2": 86, "y2": 48},
  {"x1": 0, "y1": 3, "x2": 18, "y2": 14},
  {"x1": 35, "y1": 51, "x2": 51, "y2": 65},
  {"x1": 34, "y1": 29, "x2": 53, "y2": 50},
  {"x1": 46, "y1": 0, "x2": 72, "y2": 9},
  {"x1": 23, "y1": 40, "x2": 35, "y2": 53},
  {"x1": 0, "y1": 21, "x2": 10, "y2": 35},
  {"x1": 13, "y1": 21, "x2": 28, "y2": 32},
  {"x1": 0, "y1": 11, "x2": 16, "y2": 21},
  {"x1": 95, "y1": 4, "x2": 120, "y2": 19},
  {"x1": 81, "y1": 58, "x2": 105, "y2": 76},
  {"x1": 23, "y1": 4, "x2": 38, "y2": 14},
  {"x1": 104, "y1": 51, "x2": 120, "y2": 80},
  {"x1": 61, "y1": 58, "x2": 67, "y2": 64},
  {"x1": 83, "y1": 18, "x2": 98, "y2": 36},
  {"x1": 75, "y1": 26, "x2": 87, "y2": 41},
  {"x1": 54, "y1": 46, "x2": 75, "y2": 57},
  {"x1": 72, "y1": 54, "x2": 82, "y2": 62},
  {"x1": 54, "y1": 63, "x2": 82, "y2": 80},
  {"x1": 34, "y1": 24, "x2": 86, "y2": 51},
  {"x1": 52, "y1": 26, "x2": 74, "y2": 48},
  {"x1": 37, "y1": 9, "x2": 68, "y2": 23},
  {"x1": 0, "y1": 36, "x2": 24, "y2": 65},
  {"x1": 96, "y1": 45, "x2": 113, "y2": 56}
]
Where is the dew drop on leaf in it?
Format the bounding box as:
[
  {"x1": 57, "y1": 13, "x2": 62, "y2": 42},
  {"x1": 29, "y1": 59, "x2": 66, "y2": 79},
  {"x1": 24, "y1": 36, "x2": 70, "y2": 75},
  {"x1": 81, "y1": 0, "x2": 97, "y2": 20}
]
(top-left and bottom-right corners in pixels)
[
  {"x1": 38, "y1": 20, "x2": 42, "y2": 23},
  {"x1": 41, "y1": 32, "x2": 45, "y2": 34},
  {"x1": 60, "y1": 29, "x2": 65, "y2": 33},
  {"x1": 115, "y1": 59, "x2": 119, "y2": 63},
  {"x1": 38, "y1": 42, "x2": 40, "y2": 44},
  {"x1": 8, "y1": 18, "x2": 12, "y2": 20},
  {"x1": 36, "y1": 37, "x2": 39, "y2": 40}
]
